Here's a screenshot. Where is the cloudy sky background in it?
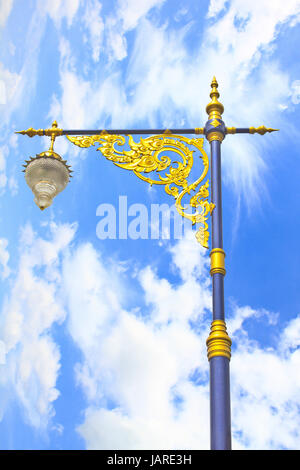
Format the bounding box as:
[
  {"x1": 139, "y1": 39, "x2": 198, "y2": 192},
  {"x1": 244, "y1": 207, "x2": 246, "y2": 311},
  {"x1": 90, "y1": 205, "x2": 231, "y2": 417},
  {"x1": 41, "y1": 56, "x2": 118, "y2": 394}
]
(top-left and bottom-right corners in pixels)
[{"x1": 0, "y1": 0, "x2": 300, "y2": 450}]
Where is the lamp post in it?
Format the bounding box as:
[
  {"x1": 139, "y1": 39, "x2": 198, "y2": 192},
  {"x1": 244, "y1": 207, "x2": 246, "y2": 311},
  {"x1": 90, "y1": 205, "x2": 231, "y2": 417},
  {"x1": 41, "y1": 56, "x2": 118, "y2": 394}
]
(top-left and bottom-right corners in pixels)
[{"x1": 17, "y1": 78, "x2": 278, "y2": 450}]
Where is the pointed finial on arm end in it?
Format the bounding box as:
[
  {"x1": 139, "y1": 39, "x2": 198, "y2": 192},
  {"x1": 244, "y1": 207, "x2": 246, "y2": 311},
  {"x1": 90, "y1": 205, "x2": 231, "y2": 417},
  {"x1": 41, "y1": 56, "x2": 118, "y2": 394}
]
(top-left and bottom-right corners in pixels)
[{"x1": 249, "y1": 126, "x2": 279, "y2": 135}]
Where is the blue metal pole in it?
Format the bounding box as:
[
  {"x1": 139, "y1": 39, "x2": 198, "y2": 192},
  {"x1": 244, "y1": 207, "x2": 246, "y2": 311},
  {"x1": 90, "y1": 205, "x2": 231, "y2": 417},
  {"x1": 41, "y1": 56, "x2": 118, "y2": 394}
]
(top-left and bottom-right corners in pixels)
[
  {"x1": 205, "y1": 78, "x2": 232, "y2": 450},
  {"x1": 209, "y1": 140, "x2": 231, "y2": 450}
]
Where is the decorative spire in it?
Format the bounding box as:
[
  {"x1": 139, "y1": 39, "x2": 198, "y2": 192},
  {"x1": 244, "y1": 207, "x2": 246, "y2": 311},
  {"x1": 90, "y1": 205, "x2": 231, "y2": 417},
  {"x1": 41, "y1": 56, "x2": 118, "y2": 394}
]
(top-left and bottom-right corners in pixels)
[{"x1": 206, "y1": 76, "x2": 224, "y2": 121}]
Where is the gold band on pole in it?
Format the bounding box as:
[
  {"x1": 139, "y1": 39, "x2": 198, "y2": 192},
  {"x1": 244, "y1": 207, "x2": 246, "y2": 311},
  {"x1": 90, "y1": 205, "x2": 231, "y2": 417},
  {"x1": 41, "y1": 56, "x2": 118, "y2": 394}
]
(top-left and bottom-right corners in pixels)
[
  {"x1": 206, "y1": 320, "x2": 232, "y2": 361},
  {"x1": 210, "y1": 248, "x2": 226, "y2": 276},
  {"x1": 206, "y1": 131, "x2": 224, "y2": 143}
]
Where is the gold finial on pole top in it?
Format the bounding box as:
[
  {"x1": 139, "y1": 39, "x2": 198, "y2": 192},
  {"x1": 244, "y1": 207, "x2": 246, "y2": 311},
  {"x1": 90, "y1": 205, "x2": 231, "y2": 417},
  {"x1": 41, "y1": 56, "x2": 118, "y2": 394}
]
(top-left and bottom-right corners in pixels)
[{"x1": 206, "y1": 76, "x2": 224, "y2": 121}]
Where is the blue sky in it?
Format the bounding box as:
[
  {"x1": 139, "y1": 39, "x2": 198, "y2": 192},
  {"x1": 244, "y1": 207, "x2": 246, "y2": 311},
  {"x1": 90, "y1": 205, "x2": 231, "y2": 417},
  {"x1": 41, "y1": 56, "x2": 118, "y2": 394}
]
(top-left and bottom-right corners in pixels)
[{"x1": 0, "y1": 0, "x2": 300, "y2": 450}]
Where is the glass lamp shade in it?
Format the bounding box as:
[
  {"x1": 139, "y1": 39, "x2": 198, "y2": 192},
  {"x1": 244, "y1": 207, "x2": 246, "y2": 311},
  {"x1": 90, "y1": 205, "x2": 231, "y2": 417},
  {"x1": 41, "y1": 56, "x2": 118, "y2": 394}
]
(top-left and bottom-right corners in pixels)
[{"x1": 24, "y1": 153, "x2": 70, "y2": 210}]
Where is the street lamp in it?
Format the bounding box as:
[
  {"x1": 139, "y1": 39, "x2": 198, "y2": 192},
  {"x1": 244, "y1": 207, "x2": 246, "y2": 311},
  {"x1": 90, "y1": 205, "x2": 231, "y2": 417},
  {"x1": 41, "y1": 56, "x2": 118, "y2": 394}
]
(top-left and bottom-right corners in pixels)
[
  {"x1": 22, "y1": 121, "x2": 72, "y2": 210},
  {"x1": 16, "y1": 78, "x2": 278, "y2": 450}
]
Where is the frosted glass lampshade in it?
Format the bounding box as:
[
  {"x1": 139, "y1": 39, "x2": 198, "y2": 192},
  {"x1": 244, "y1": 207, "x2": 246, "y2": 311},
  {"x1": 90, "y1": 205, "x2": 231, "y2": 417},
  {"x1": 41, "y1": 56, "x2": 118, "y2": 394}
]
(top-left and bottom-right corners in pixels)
[{"x1": 24, "y1": 152, "x2": 71, "y2": 210}]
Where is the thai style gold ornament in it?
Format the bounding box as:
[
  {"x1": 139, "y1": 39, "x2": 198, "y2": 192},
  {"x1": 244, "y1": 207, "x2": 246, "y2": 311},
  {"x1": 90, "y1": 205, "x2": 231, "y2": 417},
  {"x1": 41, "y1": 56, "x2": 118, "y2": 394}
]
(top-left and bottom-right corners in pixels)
[{"x1": 67, "y1": 133, "x2": 214, "y2": 248}]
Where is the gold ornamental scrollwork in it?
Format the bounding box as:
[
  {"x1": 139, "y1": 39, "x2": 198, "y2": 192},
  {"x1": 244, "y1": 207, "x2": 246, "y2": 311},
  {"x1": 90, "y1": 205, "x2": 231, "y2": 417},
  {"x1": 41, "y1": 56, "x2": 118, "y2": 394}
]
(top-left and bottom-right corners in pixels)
[{"x1": 67, "y1": 133, "x2": 214, "y2": 248}]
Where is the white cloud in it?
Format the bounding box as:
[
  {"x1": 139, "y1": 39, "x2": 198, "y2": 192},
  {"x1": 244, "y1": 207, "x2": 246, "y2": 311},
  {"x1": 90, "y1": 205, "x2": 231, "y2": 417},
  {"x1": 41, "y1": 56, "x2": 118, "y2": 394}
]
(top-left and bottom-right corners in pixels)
[
  {"x1": 104, "y1": 0, "x2": 166, "y2": 61},
  {"x1": 0, "y1": 221, "x2": 77, "y2": 429},
  {"x1": 203, "y1": 0, "x2": 300, "y2": 90},
  {"x1": 0, "y1": 145, "x2": 9, "y2": 192},
  {"x1": 118, "y1": 0, "x2": 165, "y2": 31},
  {"x1": 42, "y1": 0, "x2": 81, "y2": 28},
  {"x1": 0, "y1": 7, "x2": 47, "y2": 136},
  {"x1": 82, "y1": 0, "x2": 104, "y2": 62},
  {"x1": 207, "y1": 0, "x2": 228, "y2": 18},
  {"x1": 279, "y1": 315, "x2": 300, "y2": 352},
  {"x1": 231, "y1": 342, "x2": 300, "y2": 449},
  {"x1": 61, "y1": 230, "x2": 210, "y2": 449},
  {"x1": 222, "y1": 301, "x2": 300, "y2": 449},
  {"x1": 138, "y1": 263, "x2": 210, "y2": 325},
  {"x1": 0, "y1": 79, "x2": 5, "y2": 104},
  {"x1": 0, "y1": 220, "x2": 298, "y2": 448},
  {"x1": 291, "y1": 80, "x2": 300, "y2": 104},
  {"x1": 0, "y1": 0, "x2": 13, "y2": 28},
  {"x1": 228, "y1": 304, "x2": 278, "y2": 336},
  {"x1": 8, "y1": 174, "x2": 18, "y2": 195},
  {"x1": 0, "y1": 62, "x2": 21, "y2": 111},
  {"x1": 63, "y1": 242, "x2": 123, "y2": 354},
  {"x1": 57, "y1": 229, "x2": 300, "y2": 450},
  {"x1": 0, "y1": 238, "x2": 10, "y2": 279}
]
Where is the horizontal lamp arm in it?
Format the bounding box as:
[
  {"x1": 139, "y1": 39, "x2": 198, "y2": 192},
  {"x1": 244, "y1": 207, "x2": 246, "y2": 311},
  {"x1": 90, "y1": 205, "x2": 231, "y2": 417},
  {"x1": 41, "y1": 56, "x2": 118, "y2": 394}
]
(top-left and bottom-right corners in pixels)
[
  {"x1": 16, "y1": 126, "x2": 205, "y2": 137},
  {"x1": 16, "y1": 125, "x2": 279, "y2": 138},
  {"x1": 62, "y1": 128, "x2": 205, "y2": 136}
]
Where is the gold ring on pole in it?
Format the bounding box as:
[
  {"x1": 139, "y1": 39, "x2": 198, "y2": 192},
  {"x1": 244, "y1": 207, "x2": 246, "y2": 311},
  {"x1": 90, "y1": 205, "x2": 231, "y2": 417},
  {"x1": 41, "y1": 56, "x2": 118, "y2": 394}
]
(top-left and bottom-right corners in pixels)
[
  {"x1": 206, "y1": 320, "x2": 232, "y2": 361},
  {"x1": 210, "y1": 248, "x2": 226, "y2": 276}
]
